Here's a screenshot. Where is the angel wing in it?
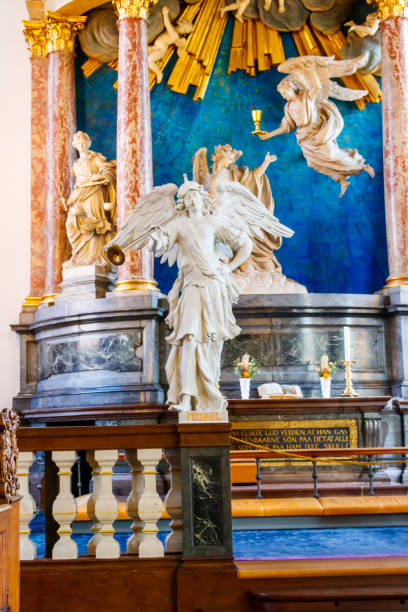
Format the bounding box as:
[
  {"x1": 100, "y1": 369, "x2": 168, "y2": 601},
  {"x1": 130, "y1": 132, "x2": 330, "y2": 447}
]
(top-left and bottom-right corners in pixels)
[
  {"x1": 192, "y1": 147, "x2": 210, "y2": 185},
  {"x1": 214, "y1": 181, "x2": 294, "y2": 243},
  {"x1": 104, "y1": 183, "x2": 178, "y2": 256},
  {"x1": 278, "y1": 54, "x2": 368, "y2": 100}
]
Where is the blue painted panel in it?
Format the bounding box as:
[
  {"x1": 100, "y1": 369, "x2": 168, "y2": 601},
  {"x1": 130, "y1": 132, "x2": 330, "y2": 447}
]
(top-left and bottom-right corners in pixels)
[{"x1": 75, "y1": 20, "x2": 388, "y2": 296}]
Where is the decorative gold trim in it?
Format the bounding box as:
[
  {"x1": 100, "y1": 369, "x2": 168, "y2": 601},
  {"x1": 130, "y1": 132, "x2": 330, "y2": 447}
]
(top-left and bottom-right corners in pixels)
[
  {"x1": 375, "y1": 0, "x2": 408, "y2": 19},
  {"x1": 45, "y1": 11, "x2": 87, "y2": 54},
  {"x1": 41, "y1": 293, "x2": 57, "y2": 305},
  {"x1": 113, "y1": 279, "x2": 158, "y2": 292},
  {"x1": 22, "y1": 19, "x2": 48, "y2": 57},
  {"x1": 383, "y1": 274, "x2": 408, "y2": 289},
  {"x1": 113, "y1": 0, "x2": 159, "y2": 20},
  {"x1": 231, "y1": 419, "x2": 358, "y2": 449},
  {"x1": 22, "y1": 296, "x2": 43, "y2": 308}
]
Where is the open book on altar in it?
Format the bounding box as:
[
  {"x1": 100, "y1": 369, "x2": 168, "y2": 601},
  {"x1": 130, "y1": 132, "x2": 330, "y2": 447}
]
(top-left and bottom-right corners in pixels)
[{"x1": 257, "y1": 383, "x2": 303, "y2": 399}]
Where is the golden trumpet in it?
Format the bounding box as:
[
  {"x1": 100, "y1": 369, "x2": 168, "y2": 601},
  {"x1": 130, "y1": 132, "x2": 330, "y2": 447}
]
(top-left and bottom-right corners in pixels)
[
  {"x1": 106, "y1": 244, "x2": 126, "y2": 266},
  {"x1": 251, "y1": 109, "x2": 266, "y2": 136}
]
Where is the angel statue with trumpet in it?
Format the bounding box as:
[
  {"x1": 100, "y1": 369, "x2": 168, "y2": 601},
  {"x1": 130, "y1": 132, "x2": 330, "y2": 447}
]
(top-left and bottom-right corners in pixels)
[
  {"x1": 105, "y1": 176, "x2": 293, "y2": 414},
  {"x1": 258, "y1": 54, "x2": 375, "y2": 197}
]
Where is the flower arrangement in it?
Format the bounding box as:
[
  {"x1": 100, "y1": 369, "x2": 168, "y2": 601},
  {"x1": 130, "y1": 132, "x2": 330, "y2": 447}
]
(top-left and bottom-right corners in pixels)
[
  {"x1": 316, "y1": 354, "x2": 336, "y2": 379},
  {"x1": 234, "y1": 353, "x2": 259, "y2": 378}
]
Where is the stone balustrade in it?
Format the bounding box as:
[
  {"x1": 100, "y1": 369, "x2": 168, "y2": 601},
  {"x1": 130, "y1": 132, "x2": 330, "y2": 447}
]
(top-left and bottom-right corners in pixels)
[{"x1": 16, "y1": 423, "x2": 232, "y2": 561}]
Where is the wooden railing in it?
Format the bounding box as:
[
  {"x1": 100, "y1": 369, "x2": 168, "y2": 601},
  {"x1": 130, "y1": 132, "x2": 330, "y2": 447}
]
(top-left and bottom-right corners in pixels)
[
  {"x1": 1, "y1": 408, "x2": 20, "y2": 612},
  {"x1": 17, "y1": 423, "x2": 232, "y2": 561}
]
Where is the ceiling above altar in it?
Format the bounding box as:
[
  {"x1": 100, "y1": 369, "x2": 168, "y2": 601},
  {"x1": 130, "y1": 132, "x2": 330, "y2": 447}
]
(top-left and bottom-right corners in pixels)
[{"x1": 28, "y1": 0, "x2": 381, "y2": 109}]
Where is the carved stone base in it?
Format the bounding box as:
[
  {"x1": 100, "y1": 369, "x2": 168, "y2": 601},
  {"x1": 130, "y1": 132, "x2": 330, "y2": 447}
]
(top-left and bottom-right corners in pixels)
[
  {"x1": 58, "y1": 264, "x2": 117, "y2": 300},
  {"x1": 232, "y1": 269, "x2": 307, "y2": 295},
  {"x1": 381, "y1": 286, "x2": 408, "y2": 398},
  {"x1": 178, "y1": 409, "x2": 229, "y2": 424},
  {"x1": 22, "y1": 293, "x2": 166, "y2": 417}
]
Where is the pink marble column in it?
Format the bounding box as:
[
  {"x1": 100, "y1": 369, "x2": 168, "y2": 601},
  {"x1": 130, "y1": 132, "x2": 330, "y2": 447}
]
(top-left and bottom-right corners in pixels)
[
  {"x1": 115, "y1": 9, "x2": 156, "y2": 291},
  {"x1": 43, "y1": 49, "x2": 76, "y2": 299},
  {"x1": 382, "y1": 16, "x2": 408, "y2": 288},
  {"x1": 28, "y1": 55, "x2": 48, "y2": 303}
]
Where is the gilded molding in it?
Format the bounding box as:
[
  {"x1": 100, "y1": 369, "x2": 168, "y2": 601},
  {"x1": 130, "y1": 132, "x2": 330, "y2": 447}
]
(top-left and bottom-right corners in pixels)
[
  {"x1": 45, "y1": 11, "x2": 87, "y2": 54},
  {"x1": 375, "y1": 0, "x2": 408, "y2": 19},
  {"x1": 113, "y1": 0, "x2": 159, "y2": 20},
  {"x1": 23, "y1": 20, "x2": 48, "y2": 57},
  {"x1": 114, "y1": 279, "x2": 158, "y2": 292},
  {"x1": 22, "y1": 296, "x2": 43, "y2": 309},
  {"x1": 384, "y1": 274, "x2": 408, "y2": 288}
]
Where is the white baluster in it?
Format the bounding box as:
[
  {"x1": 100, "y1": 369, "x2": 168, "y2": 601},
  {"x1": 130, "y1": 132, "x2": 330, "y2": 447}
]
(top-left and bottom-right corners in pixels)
[
  {"x1": 51, "y1": 450, "x2": 78, "y2": 559},
  {"x1": 86, "y1": 450, "x2": 119, "y2": 559},
  {"x1": 17, "y1": 451, "x2": 37, "y2": 560},
  {"x1": 164, "y1": 448, "x2": 183, "y2": 553},
  {"x1": 124, "y1": 449, "x2": 144, "y2": 554},
  {"x1": 137, "y1": 448, "x2": 164, "y2": 558}
]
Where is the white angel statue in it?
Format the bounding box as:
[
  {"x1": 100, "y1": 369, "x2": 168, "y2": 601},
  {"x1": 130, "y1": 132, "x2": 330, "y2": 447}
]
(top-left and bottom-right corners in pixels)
[
  {"x1": 192, "y1": 144, "x2": 305, "y2": 294},
  {"x1": 105, "y1": 177, "x2": 293, "y2": 413},
  {"x1": 258, "y1": 55, "x2": 375, "y2": 197}
]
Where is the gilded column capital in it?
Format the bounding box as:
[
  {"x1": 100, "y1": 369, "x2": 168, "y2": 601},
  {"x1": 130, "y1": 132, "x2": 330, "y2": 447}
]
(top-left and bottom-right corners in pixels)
[
  {"x1": 23, "y1": 20, "x2": 47, "y2": 57},
  {"x1": 375, "y1": 0, "x2": 408, "y2": 19},
  {"x1": 45, "y1": 11, "x2": 87, "y2": 54},
  {"x1": 113, "y1": 0, "x2": 159, "y2": 20}
]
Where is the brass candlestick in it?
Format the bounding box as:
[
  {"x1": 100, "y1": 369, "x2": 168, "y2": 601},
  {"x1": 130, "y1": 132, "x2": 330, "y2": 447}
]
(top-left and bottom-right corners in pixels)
[
  {"x1": 340, "y1": 360, "x2": 359, "y2": 397},
  {"x1": 251, "y1": 109, "x2": 266, "y2": 136}
]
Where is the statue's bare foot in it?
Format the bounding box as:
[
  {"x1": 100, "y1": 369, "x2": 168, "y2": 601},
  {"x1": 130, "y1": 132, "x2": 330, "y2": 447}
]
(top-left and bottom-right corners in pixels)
[
  {"x1": 156, "y1": 71, "x2": 163, "y2": 84},
  {"x1": 168, "y1": 394, "x2": 191, "y2": 412},
  {"x1": 363, "y1": 164, "x2": 375, "y2": 178},
  {"x1": 339, "y1": 180, "x2": 350, "y2": 198},
  {"x1": 236, "y1": 13, "x2": 244, "y2": 22}
]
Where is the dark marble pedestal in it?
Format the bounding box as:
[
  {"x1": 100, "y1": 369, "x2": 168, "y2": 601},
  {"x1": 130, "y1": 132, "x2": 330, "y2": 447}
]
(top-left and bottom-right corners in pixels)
[{"x1": 13, "y1": 293, "x2": 166, "y2": 414}]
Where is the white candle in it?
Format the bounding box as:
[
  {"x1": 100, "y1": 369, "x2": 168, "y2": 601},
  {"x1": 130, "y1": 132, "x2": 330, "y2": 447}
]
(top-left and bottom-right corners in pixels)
[{"x1": 343, "y1": 326, "x2": 351, "y2": 362}]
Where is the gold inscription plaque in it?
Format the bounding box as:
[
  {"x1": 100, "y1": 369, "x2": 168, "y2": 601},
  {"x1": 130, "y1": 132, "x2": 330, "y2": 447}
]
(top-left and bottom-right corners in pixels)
[{"x1": 231, "y1": 419, "x2": 358, "y2": 451}]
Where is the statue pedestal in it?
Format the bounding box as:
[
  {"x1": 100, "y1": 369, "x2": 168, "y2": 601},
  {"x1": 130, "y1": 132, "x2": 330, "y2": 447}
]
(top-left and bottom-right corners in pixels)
[
  {"x1": 178, "y1": 409, "x2": 229, "y2": 424},
  {"x1": 233, "y1": 269, "x2": 307, "y2": 295},
  {"x1": 58, "y1": 265, "x2": 117, "y2": 300}
]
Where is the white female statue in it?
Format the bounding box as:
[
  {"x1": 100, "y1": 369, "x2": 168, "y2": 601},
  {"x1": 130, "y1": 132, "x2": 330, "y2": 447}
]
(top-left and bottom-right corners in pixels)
[
  {"x1": 64, "y1": 131, "x2": 116, "y2": 270},
  {"x1": 258, "y1": 55, "x2": 375, "y2": 197},
  {"x1": 105, "y1": 178, "x2": 293, "y2": 414}
]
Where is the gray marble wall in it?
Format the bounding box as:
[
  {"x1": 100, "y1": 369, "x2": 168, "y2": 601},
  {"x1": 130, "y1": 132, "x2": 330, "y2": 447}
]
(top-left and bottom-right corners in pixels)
[
  {"x1": 220, "y1": 294, "x2": 391, "y2": 399},
  {"x1": 12, "y1": 291, "x2": 408, "y2": 414}
]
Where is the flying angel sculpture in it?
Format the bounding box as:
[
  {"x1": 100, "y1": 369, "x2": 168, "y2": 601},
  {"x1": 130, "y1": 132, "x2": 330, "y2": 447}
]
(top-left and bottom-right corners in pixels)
[
  {"x1": 258, "y1": 54, "x2": 375, "y2": 197},
  {"x1": 105, "y1": 177, "x2": 293, "y2": 414}
]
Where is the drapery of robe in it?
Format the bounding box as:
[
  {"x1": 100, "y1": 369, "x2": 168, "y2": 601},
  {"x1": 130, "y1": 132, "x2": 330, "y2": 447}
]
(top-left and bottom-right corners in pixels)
[
  {"x1": 64, "y1": 154, "x2": 116, "y2": 269},
  {"x1": 281, "y1": 91, "x2": 366, "y2": 183},
  {"x1": 228, "y1": 165, "x2": 282, "y2": 273},
  {"x1": 160, "y1": 219, "x2": 242, "y2": 410}
]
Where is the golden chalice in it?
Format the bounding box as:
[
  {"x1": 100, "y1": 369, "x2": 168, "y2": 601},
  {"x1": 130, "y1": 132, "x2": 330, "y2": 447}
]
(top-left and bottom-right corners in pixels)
[{"x1": 251, "y1": 109, "x2": 266, "y2": 136}]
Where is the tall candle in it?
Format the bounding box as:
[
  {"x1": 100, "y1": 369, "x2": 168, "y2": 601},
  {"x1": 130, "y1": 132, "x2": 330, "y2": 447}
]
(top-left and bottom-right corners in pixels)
[{"x1": 343, "y1": 326, "x2": 351, "y2": 361}]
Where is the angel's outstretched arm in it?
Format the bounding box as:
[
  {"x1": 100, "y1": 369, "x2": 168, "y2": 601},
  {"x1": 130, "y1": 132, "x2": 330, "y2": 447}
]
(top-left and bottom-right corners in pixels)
[
  {"x1": 254, "y1": 152, "x2": 277, "y2": 176},
  {"x1": 162, "y1": 6, "x2": 178, "y2": 38},
  {"x1": 258, "y1": 124, "x2": 290, "y2": 141}
]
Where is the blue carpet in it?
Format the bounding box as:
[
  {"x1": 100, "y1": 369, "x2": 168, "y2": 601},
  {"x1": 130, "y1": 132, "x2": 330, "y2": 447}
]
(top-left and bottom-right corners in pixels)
[{"x1": 29, "y1": 514, "x2": 408, "y2": 559}]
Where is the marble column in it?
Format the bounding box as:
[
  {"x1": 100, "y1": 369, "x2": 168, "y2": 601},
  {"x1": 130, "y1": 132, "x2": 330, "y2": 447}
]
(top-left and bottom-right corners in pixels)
[
  {"x1": 22, "y1": 21, "x2": 48, "y2": 308},
  {"x1": 113, "y1": 0, "x2": 157, "y2": 293},
  {"x1": 43, "y1": 12, "x2": 86, "y2": 303},
  {"x1": 381, "y1": 2, "x2": 408, "y2": 289}
]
